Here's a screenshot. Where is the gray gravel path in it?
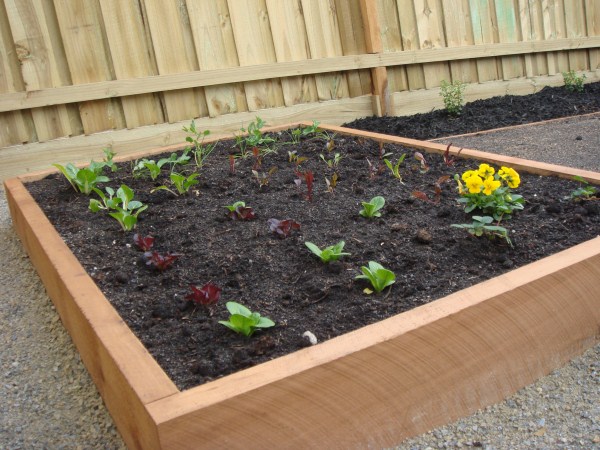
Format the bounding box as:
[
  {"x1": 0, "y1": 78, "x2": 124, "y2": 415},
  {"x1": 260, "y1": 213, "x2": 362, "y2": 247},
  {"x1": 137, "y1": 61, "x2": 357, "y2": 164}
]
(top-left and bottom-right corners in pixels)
[{"x1": 1, "y1": 114, "x2": 598, "y2": 449}]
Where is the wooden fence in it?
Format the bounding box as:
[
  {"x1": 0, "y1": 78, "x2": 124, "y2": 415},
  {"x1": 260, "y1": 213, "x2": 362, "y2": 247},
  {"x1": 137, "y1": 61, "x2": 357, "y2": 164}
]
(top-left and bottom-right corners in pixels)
[{"x1": 0, "y1": 0, "x2": 599, "y2": 179}]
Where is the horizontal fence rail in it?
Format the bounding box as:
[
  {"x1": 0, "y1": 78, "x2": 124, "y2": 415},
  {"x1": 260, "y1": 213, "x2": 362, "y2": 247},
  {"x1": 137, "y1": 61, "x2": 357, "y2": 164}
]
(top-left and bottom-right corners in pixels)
[{"x1": 0, "y1": 0, "x2": 599, "y2": 179}]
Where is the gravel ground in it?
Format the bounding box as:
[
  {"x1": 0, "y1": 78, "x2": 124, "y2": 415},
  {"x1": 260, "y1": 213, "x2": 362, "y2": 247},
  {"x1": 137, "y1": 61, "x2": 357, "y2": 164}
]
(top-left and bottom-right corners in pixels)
[{"x1": 0, "y1": 114, "x2": 598, "y2": 449}]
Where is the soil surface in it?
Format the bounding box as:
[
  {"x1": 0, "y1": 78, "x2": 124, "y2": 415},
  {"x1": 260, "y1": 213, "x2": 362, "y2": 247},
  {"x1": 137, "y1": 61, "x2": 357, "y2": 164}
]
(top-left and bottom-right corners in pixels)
[
  {"x1": 27, "y1": 120, "x2": 600, "y2": 390},
  {"x1": 344, "y1": 82, "x2": 600, "y2": 139}
]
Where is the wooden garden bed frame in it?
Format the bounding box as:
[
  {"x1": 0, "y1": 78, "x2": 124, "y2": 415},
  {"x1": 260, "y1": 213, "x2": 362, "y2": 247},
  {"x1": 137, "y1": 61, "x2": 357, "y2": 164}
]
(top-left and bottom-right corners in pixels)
[{"x1": 4, "y1": 123, "x2": 600, "y2": 449}]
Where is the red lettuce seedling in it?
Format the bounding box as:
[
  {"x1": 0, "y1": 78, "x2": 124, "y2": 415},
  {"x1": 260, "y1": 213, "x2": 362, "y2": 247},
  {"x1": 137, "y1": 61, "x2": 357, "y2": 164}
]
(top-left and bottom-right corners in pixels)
[
  {"x1": 225, "y1": 201, "x2": 256, "y2": 221},
  {"x1": 412, "y1": 175, "x2": 451, "y2": 204},
  {"x1": 267, "y1": 218, "x2": 300, "y2": 238},
  {"x1": 133, "y1": 233, "x2": 155, "y2": 252},
  {"x1": 143, "y1": 251, "x2": 182, "y2": 271},
  {"x1": 443, "y1": 143, "x2": 463, "y2": 166},
  {"x1": 294, "y1": 170, "x2": 314, "y2": 201},
  {"x1": 185, "y1": 282, "x2": 221, "y2": 306}
]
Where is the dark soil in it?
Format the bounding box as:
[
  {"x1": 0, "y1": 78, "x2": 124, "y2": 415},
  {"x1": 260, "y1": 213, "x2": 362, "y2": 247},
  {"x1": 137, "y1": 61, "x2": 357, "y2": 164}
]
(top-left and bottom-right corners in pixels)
[
  {"x1": 344, "y1": 82, "x2": 600, "y2": 139},
  {"x1": 26, "y1": 87, "x2": 600, "y2": 391}
]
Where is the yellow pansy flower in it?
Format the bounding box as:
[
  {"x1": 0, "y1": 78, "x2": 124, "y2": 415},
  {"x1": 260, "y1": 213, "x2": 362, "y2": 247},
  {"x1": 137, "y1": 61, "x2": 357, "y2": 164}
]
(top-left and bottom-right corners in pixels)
[
  {"x1": 499, "y1": 167, "x2": 520, "y2": 188},
  {"x1": 465, "y1": 174, "x2": 483, "y2": 194},
  {"x1": 478, "y1": 163, "x2": 495, "y2": 179},
  {"x1": 461, "y1": 170, "x2": 477, "y2": 182},
  {"x1": 482, "y1": 176, "x2": 501, "y2": 195}
]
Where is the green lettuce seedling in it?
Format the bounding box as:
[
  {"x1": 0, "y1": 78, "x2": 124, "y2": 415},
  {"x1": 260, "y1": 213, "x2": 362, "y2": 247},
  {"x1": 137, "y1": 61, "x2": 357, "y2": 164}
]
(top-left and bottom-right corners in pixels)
[
  {"x1": 305, "y1": 240, "x2": 350, "y2": 263},
  {"x1": 355, "y1": 261, "x2": 396, "y2": 294},
  {"x1": 359, "y1": 196, "x2": 385, "y2": 218},
  {"x1": 53, "y1": 163, "x2": 110, "y2": 195},
  {"x1": 383, "y1": 153, "x2": 406, "y2": 180},
  {"x1": 90, "y1": 185, "x2": 147, "y2": 231},
  {"x1": 151, "y1": 172, "x2": 199, "y2": 196},
  {"x1": 219, "y1": 302, "x2": 275, "y2": 337}
]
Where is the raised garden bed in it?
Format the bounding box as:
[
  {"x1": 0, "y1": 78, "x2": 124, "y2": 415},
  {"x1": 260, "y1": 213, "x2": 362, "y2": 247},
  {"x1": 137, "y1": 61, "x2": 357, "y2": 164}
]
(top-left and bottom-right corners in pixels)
[{"x1": 4, "y1": 123, "x2": 600, "y2": 449}]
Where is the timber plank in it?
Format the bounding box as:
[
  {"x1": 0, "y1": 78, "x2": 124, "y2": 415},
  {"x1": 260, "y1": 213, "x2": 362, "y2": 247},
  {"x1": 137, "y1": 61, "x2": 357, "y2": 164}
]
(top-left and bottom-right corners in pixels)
[
  {"x1": 143, "y1": 0, "x2": 208, "y2": 123},
  {"x1": 5, "y1": 0, "x2": 80, "y2": 141},
  {"x1": 99, "y1": 0, "x2": 163, "y2": 128},
  {"x1": 186, "y1": 0, "x2": 248, "y2": 117},
  {"x1": 227, "y1": 0, "x2": 285, "y2": 111},
  {"x1": 265, "y1": 0, "x2": 319, "y2": 106},
  {"x1": 53, "y1": 0, "x2": 125, "y2": 134}
]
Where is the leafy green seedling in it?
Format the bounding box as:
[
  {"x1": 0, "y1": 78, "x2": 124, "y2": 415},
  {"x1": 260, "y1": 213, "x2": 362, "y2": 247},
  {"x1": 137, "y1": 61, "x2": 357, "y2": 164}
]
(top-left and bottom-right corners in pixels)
[
  {"x1": 383, "y1": 153, "x2": 407, "y2": 180},
  {"x1": 359, "y1": 196, "x2": 385, "y2": 218},
  {"x1": 440, "y1": 79, "x2": 466, "y2": 115},
  {"x1": 305, "y1": 240, "x2": 350, "y2": 263},
  {"x1": 133, "y1": 159, "x2": 162, "y2": 180},
  {"x1": 152, "y1": 172, "x2": 199, "y2": 196},
  {"x1": 234, "y1": 116, "x2": 276, "y2": 158},
  {"x1": 53, "y1": 163, "x2": 110, "y2": 195},
  {"x1": 218, "y1": 302, "x2": 275, "y2": 337},
  {"x1": 562, "y1": 70, "x2": 586, "y2": 93},
  {"x1": 355, "y1": 261, "x2": 396, "y2": 294},
  {"x1": 451, "y1": 215, "x2": 512, "y2": 246},
  {"x1": 183, "y1": 120, "x2": 217, "y2": 168},
  {"x1": 570, "y1": 175, "x2": 598, "y2": 200},
  {"x1": 90, "y1": 185, "x2": 147, "y2": 231}
]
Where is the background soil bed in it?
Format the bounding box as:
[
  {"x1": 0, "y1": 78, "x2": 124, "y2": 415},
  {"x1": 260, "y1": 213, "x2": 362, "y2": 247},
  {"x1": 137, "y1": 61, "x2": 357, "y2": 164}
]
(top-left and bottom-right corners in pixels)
[
  {"x1": 27, "y1": 131, "x2": 600, "y2": 391},
  {"x1": 344, "y1": 82, "x2": 600, "y2": 139}
]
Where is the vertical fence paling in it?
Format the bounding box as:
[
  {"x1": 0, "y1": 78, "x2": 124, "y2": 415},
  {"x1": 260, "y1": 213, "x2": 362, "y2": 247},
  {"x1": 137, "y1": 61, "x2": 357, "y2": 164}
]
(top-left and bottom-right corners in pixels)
[{"x1": 0, "y1": 0, "x2": 599, "y2": 150}]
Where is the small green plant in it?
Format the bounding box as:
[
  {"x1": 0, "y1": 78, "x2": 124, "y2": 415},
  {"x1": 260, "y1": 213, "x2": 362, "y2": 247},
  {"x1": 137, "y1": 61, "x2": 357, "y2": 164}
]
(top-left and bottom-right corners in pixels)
[
  {"x1": 359, "y1": 196, "x2": 385, "y2": 218},
  {"x1": 451, "y1": 215, "x2": 512, "y2": 246},
  {"x1": 101, "y1": 148, "x2": 119, "y2": 172},
  {"x1": 152, "y1": 172, "x2": 199, "y2": 196},
  {"x1": 319, "y1": 152, "x2": 343, "y2": 170},
  {"x1": 89, "y1": 184, "x2": 147, "y2": 231},
  {"x1": 132, "y1": 151, "x2": 190, "y2": 180},
  {"x1": 455, "y1": 163, "x2": 524, "y2": 221},
  {"x1": 570, "y1": 175, "x2": 598, "y2": 200},
  {"x1": 355, "y1": 261, "x2": 396, "y2": 294},
  {"x1": 234, "y1": 116, "x2": 276, "y2": 158},
  {"x1": 252, "y1": 167, "x2": 277, "y2": 189},
  {"x1": 182, "y1": 120, "x2": 217, "y2": 168},
  {"x1": 132, "y1": 159, "x2": 162, "y2": 180},
  {"x1": 288, "y1": 120, "x2": 321, "y2": 144},
  {"x1": 218, "y1": 302, "x2": 275, "y2": 337},
  {"x1": 440, "y1": 79, "x2": 466, "y2": 115},
  {"x1": 562, "y1": 70, "x2": 586, "y2": 93},
  {"x1": 383, "y1": 153, "x2": 407, "y2": 180},
  {"x1": 53, "y1": 162, "x2": 110, "y2": 195},
  {"x1": 305, "y1": 240, "x2": 350, "y2": 263}
]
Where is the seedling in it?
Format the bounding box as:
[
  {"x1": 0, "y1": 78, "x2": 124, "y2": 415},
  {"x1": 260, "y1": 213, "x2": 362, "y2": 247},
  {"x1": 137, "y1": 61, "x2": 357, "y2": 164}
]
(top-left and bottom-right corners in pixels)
[
  {"x1": 355, "y1": 261, "x2": 396, "y2": 294},
  {"x1": 383, "y1": 153, "x2": 407, "y2": 180},
  {"x1": 414, "y1": 152, "x2": 429, "y2": 173},
  {"x1": 89, "y1": 185, "x2": 147, "y2": 231},
  {"x1": 224, "y1": 201, "x2": 256, "y2": 220},
  {"x1": 219, "y1": 302, "x2": 275, "y2": 337},
  {"x1": 102, "y1": 148, "x2": 119, "y2": 172},
  {"x1": 305, "y1": 240, "x2": 350, "y2": 263},
  {"x1": 182, "y1": 120, "x2": 217, "y2": 168},
  {"x1": 228, "y1": 155, "x2": 236, "y2": 174},
  {"x1": 288, "y1": 120, "x2": 322, "y2": 144},
  {"x1": 267, "y1": 218, "x2": 300, "y2": 238},
  {"x1": 132, "y1": 159, "x2": 162, "y2": 180},
  {"x1": 359, "y1": 196, "x2": 385, "y2": 218},
  {"x1": 440, "y1": 79, "x2": 466, "y2": 115},
  {"x1": 234, "y1": 116, "x2": 276, "y2": 158},
  {"x1": 133, "y1": 234, "x2": 155, "y2": 252},
  {"x1": 443, "y1": 143, "x2": 462, "y2": 166},
  {"x1": 451, "y1": 215, "x2": 512, "y2": 246},
  {"x1": 53, "y1": 163, "x2": 110, "y2": 195},
  {"x1": 152, "y1": 172, "x2": 199, "y2": 196},
  {"x1": 562, "y1": 70, "x2": 586, "y2": 93},
  {"x1": 143, "y1": 251, "x2": 182, "y2": 271},
  {"x1": 325, "y1": 173, "x2": 338, "y2": 194},
  {"x1": 294, "y1": 170, "x2": 314, "y2": 201},
  {"x1": 252, "y1": 167, "x2": 277, "y2": 189},
  {"x1": 319, "y1": 152, "x2": 343, "y2": 170},
  {"x1": 186, "y1": 282, "x2": 221, "y2": 307},
  {"x1": 570, "y1": 175, "x2": 598, "y2": 200},
  {"x1": 412, "y1": 175, "x2": 451, "y2": 204}
]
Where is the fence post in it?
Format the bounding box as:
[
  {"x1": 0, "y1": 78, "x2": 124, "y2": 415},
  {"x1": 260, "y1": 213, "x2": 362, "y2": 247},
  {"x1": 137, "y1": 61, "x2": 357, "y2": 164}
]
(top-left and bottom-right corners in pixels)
[{"x1": 359, "y1": 0, "x2": 389, "y2": 116}]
